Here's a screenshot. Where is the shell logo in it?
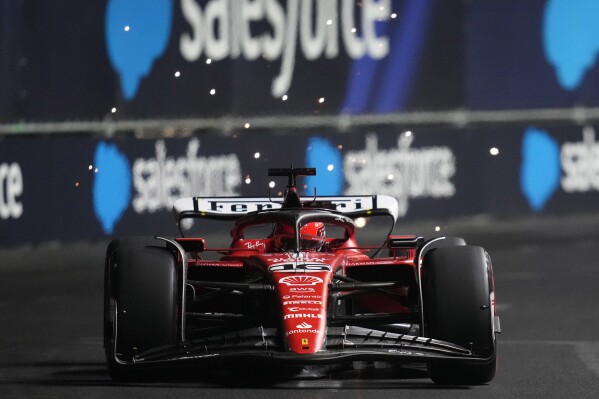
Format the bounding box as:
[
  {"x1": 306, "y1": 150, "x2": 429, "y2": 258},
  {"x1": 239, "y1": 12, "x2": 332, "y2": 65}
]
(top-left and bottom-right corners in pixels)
[{"x1": 279, "y1": 275, "x2": 323, "y2": 286}]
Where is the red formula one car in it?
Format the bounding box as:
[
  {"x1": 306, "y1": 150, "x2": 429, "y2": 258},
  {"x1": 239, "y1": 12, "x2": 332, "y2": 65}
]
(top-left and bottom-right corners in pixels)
[{"x1": 104, "y1": 167, "x2": 500, "y2": 384}]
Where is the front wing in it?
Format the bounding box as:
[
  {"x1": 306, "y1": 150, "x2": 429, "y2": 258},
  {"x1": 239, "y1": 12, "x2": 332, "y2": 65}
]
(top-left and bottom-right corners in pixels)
[{"x1": 114, "y1": 326, "x2": 493, "y2": 368}]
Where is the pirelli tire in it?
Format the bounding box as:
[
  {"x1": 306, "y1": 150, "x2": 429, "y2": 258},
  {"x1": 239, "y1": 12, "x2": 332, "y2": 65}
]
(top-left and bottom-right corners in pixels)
[
  {"x1": 422, "y1": 245, "x2": 497, "y2": 385},
  {"x1": 103, "y1": 237, "x2": 180, "y2": 380}
]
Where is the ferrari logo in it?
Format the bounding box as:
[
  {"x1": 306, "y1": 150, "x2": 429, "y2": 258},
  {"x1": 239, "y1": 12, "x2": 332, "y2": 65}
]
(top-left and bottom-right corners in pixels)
[{"x1": 301, "y1": 338, "x2": 309, "y2": 346}]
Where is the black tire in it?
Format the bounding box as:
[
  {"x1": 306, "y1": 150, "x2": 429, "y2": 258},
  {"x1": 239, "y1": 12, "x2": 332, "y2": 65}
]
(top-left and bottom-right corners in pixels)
[
  {"x1": 104, "y1": 237, "x2": 179, "y2": 380},
  {"x1": 418, "y1": 236, "x2": 466, "y2": 259},
  {"x1": 422, "y1": 245, "x2": 497, "y2": 385}
]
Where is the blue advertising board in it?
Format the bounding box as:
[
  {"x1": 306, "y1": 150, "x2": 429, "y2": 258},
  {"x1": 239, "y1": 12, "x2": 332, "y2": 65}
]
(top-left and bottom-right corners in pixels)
[
  {"x1": 2, "y1": 125, "x2": 599, "y2": 246},
  {"x1": 0, "y1": 0, "x2": 464, "y2": 123},
  {"x1": 467, "y1": 0, "x2": 599, "y2": 109}
]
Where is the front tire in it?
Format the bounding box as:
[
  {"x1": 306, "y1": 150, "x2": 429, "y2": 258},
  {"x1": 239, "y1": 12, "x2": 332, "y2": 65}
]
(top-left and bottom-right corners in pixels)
[
  {"x1": 104, "y1": 237, "x2": 179, "y2": 380},
  {"x1": 422, "y1": 245, "x2": 497, "y2": 385}
]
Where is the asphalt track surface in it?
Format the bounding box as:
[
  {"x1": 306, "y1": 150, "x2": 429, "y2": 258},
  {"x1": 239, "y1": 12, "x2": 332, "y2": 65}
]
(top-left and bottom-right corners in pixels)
[{"x1": 2, "y1": 214, "x2": 599, "y2": 398}]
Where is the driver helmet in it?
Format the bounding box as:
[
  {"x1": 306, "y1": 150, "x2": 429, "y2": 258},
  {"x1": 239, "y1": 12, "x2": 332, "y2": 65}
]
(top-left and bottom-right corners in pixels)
[{"x1": 273, "y1": 222, "x2": 326, "y2": 251}]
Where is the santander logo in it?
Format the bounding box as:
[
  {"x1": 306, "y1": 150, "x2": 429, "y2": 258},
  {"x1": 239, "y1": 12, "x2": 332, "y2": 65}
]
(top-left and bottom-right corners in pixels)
[{"x1": 296, "y1": 322, "x2": 312, "y2": 329}]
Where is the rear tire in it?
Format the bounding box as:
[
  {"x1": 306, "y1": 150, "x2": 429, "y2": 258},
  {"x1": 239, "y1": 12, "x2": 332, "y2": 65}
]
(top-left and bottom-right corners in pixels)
[
  {"x1": 422, "y1": 246, "x2": 497, "y2": 385},
  {"x1": 104, "y1": 237, "x2": 179, "y2": 380}
]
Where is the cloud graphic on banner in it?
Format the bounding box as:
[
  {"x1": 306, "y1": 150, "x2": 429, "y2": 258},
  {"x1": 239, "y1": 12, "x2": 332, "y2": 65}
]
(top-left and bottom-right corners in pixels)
[
  {"x1": 105, "y1": 0, "x2": 173, "y2": 100},
  {"x1": 93, "y1": 142, "x2": 132, "y2": 234},
  {"x1": 543, "y1": 0, "x2": 599, "y2": 90},
  {"x1": 520, "y1": 128, "x2": 560, "y2": 211},
  {"x1": 304, "y1": 137, "x2": 343, "y2": 196}
]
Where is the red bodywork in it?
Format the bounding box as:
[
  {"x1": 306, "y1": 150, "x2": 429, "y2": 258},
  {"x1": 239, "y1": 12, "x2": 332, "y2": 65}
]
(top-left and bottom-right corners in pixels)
[
  {"x1": 185, "y1": 239, "x2": 416, "y2": 354},
  {"x1": 105, "y1": 168, "x2": 497, "y2": 384}
]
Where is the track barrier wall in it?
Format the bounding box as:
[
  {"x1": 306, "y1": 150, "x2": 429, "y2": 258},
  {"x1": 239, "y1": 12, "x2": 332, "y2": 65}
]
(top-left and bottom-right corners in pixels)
[
  {"x1": 1, "y1": 124, "x2": 598, "y2": 246},
  {"x1": 3, "y1": 1, "x2": 599, "y2": 245}
]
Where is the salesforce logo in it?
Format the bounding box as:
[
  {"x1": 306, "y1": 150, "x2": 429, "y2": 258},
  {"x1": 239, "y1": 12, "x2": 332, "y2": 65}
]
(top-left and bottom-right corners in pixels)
[
  {"x1": 0, "y1": 162, "x2": 23, "y2": 220},
  {"x1": 303, "y1": 134, "x2": 456, "y2": 217},
  {"x1": 304, "y1": 137, "x2": 343, "y2": 196},
  {"x1": 92, "y1": 139, "x2": 242, "y2": 234},
  {"x1": 93, "y1": 142, "x2": 132, "y2": 234},
  {"x1": 105, "y1": 0, "x2": 393, "y2": 102},
  {"x1": 520, "y1": 128, "x2": 560, "y2": 211},
  {"x1": 520, "y1": 126, "x2": 599, "y2": 212},
  {"x1": 105, "y1": 0, "x2": 173, "y2": 100},
  {"x1": 543, "y1": 0, "x2": 599, "y2": 90}
]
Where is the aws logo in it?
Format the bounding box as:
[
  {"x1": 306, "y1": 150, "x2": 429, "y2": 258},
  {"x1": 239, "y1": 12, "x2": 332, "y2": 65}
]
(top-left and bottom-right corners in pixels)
[
  {"x1": 520, "y1": 126, "x2": 599, "y2": 211},
  {"x1": 543, "y1": 0, "x2": 599, "y2": 90}
]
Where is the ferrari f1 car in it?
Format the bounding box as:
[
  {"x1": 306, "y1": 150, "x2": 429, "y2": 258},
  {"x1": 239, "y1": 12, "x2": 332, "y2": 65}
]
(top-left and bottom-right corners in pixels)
[{"x1": 104, "y1": 167, "x2": 500, "y2": 384}]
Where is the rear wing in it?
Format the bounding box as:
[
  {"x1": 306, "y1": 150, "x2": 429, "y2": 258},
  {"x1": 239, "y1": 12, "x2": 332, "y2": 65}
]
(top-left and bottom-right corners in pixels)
[{"x1": 173, "y1": 195, "x2": 399, "y2": 222}]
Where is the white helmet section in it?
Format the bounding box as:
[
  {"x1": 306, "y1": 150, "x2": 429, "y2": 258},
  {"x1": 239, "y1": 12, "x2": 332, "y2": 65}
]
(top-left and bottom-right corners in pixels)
[{"x1": 173, "y1": 195, "x2": 399, "y2": 222}]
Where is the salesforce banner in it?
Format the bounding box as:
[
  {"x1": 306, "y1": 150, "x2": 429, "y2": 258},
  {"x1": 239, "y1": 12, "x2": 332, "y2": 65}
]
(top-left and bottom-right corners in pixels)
[
  {"x1": 467, "y1": 0, "x2": 599, "y2": 109},
  {"x1": 1, "y1": 0, "x2": 463, "y2": 123},
  {"x1": 1, "y1": 125, "x2": 599, "y2": 246},
  {"x1": 4, "y1": 1, "x2": 599, "y2": 124}
]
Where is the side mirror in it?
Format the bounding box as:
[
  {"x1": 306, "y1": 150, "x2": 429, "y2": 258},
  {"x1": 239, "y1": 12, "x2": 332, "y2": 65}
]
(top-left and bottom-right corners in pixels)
[
  {"x1": 175, "y1": 237, "x2": 206, "y2": 253},
  {"x1": 387, "y1": 235, "x2": 424, "y2": 249}
]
